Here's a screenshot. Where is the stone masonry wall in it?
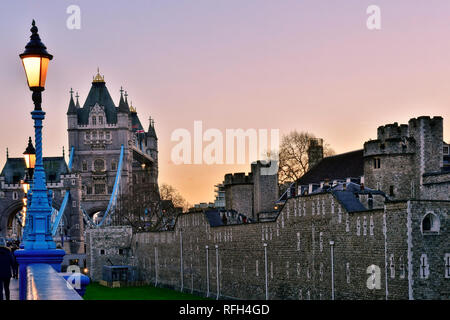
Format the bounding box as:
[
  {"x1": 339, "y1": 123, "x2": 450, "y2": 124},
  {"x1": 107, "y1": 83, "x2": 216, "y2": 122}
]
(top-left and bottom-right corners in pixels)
[{"x1": 86, "y1": 194, "x2": 449, "y2": 299}]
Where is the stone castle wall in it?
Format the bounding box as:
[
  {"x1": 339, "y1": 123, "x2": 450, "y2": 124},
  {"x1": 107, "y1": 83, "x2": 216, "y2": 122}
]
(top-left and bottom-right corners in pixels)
[{"x1": 86, "y1": 193, "x2": 449, "y2": 300}]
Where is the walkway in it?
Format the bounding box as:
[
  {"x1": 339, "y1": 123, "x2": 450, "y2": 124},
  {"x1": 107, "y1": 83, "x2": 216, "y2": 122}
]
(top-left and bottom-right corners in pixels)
[{"x1": 9, "y1": 278, "x2": 19, "y2": 300}]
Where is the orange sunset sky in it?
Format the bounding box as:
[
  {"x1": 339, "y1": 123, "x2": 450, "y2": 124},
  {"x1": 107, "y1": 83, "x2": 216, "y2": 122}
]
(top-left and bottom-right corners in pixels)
[{"x1": 0, "y1": 1, "x2": 449, "y2": 205}]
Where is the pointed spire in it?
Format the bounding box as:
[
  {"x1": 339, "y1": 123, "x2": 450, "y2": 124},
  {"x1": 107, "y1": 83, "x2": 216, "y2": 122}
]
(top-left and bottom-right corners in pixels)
[
  {"x1": 118, "y1": 87, "x2": 130, "y2": 113},
  {"x1": 75, "y1": 91, "x2": 80, "y2": 108},
  {"x1": 147, "y1": 116, "x2": 157, "y2": 138},
  {"x1": 6, "y1": 147, "x2": 8, "y2": 159},
  {"x1": 62, "y1": 146, "x2": 65, "y2": 158},
  {"x1": 67, "y1": 87, "x2": 77, "y2": 115}
]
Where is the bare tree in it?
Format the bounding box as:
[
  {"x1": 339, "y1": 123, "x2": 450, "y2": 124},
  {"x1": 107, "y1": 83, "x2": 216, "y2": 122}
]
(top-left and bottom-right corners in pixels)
[
  {"x1": 115, "y1": 177, "x2": 179, "y2": 232},
  {"x1": 278, "y1": 131, "x2": 334, "y2": 186},
  {"x1": 159, "y1": 183, "x2": 190, "y2": 212}
]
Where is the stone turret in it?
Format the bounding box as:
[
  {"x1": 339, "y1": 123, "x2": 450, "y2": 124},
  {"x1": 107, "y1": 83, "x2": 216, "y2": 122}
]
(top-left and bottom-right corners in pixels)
[
  {"x1": 364, "y1": 116, "x2": 444, "y2": 200},
  {"x1": 251, "y1": 160, "x2": 278, "y2": 217}
]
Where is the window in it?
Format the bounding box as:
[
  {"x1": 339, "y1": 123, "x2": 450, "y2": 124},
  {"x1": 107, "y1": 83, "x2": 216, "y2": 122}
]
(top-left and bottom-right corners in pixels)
[
  {"x1": 399, "y1": 256, "x2": 406, "y2": 279},
  {"x1": 445, "y1": 254, "x2": 450, "y2": 279},
  {"x1": 72, "y1": 201, "x2": 77, "y2": 208},
  {"x1": 420, "y1": 254, "x2": 430, "y2": 279},
  {"x1": 92, "y1": 116, "x2": 96, "y2": 125},
  {"x1": 119, "y1": 249, "x2": 124, "y2": 255},
  {"x1": 106, "y1": 132, "x2": 111, "y2": 140},
  {"x1": 99, "y1": 116, "x2": 103, "y2": 125},
  {"x1": 12, "y1": 191, "x2": 18, "y2": 200},
  {"x1": 389, "y1": 254, "x2": 395, "y2": 278},
  {"x1": 111, "y1": 161, "x2": 117, "y2": 171},
  {"x1": 85, "y1": 132, "x2": 90, "y2": 140},
  {"x1": 346, "y1": 263, "x2": 351, "y2": 284},
  {"x1": 94, "y1": 184, "x2": 106, "y2": 195},
  {"x1": 444, "y1": 146, "x2": 449, "y2": 155},
  {"x1": 94, "y1": 159, "x2": 105, "y2": 172},
  {"x1": 373, "y1": 158, "x2": 381, "y2": 169},
  {"x1": 86, "y1": 186, "x2": 92, "y2": 195},
  {"x1": 389, "y1": 186, "x2": 395, "y2": 197},
  {"x1": 422, "y1": 212, "x2": 440, "y2": 233},
  {"x1": 100, "y1": 249, "x2": 105, "y2": 255},
  {"x1": 82, "y1": 161, "x2": 87, "y2": 172}
]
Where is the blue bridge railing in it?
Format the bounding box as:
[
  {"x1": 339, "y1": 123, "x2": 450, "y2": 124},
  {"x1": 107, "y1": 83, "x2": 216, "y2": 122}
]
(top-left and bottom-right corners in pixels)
[{"x1": 26, "y1": 263, "x2": 83, "y2": 300}]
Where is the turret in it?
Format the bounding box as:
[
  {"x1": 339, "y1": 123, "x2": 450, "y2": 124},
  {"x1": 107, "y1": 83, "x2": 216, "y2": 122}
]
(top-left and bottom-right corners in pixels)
[{"x1": 146, "y1": 117, "x2": 158, "y2": 182}]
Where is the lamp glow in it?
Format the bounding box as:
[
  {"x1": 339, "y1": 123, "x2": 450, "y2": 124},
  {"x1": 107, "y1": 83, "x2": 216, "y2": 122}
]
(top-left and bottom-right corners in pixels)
[
  {"x1": 23, "y1": 137, "x2": 36, "y2": 169},
  {"x1": 19, "y1": 20, "x2": 53, "y2": 92}
]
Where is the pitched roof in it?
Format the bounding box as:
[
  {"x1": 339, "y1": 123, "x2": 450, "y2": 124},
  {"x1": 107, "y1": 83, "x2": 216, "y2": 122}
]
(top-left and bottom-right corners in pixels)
[
  {"x1": 332, "y1": 190, "x2": 367, "y2": 213},
  {"x1": 131, "y1": 111, "x2": 144, "y2": 132},
  {"x1": 117, "y1": 92, "x2": 130, "y2": 113},
  {"x1": 0, "y1": 157, "x2": 68, "y2": 184},
  {"x1": 147, "y1": 121, "x2": 157, "y2": 139},
  {"x1": 77, "y1": 81, "x2": 117, "y2": 125},
  {"x1": 297, "y1": 149, "x2": 364, "y2": 185}
]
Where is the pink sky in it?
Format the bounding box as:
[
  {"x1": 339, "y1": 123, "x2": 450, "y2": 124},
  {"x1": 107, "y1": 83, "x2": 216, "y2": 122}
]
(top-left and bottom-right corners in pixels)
[{"x1": 0, "y1": 1, "x2": 449, "y2": 205}]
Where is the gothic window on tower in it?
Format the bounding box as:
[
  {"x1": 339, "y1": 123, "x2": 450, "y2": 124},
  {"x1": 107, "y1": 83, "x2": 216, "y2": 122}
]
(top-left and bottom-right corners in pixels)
[
  {"x1": 99, "y1": 116, "x2": 103, "y2": 125},
  {"x1": 94, "y1": 184, "x2": 106, "y2": 195},
  {"x1": 92, "y1": 116, "x2": 96, "y2": 126},
  {"x1": 422, "y1": 212, "x2": 440, "y2": 234},
  {"x1": 94, "y1": 159, "x2": 105, "y2": 172}
]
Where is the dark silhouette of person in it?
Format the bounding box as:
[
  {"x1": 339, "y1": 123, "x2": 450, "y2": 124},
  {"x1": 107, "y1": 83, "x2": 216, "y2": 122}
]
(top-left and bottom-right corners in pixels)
[
  {"x1": 0, "y1": 239, "x2": 14, "y2": 300},
  {"x1": 10, "y1": 246, "x2": 18, "y2": 280}
]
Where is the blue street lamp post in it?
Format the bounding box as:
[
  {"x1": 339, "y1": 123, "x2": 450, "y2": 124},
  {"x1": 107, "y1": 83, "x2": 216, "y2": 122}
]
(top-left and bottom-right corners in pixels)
[{"x1": 14, "y1": 20, "x2": 65, "y2": 300}]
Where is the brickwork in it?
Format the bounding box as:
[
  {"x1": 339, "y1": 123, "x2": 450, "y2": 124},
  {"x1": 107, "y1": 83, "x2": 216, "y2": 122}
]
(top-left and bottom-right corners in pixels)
[{"x1": 86, "y1": 193, "x2": 449, "y2": 299}]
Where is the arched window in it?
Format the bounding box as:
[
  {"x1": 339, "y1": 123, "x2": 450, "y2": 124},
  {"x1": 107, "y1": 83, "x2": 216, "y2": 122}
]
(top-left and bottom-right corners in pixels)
[
  {"x1": 92, "y1": 116, "x2": 96, "y2": 125},
  {"x1": 94, "y1": 159, "x2": 105, "y2": 172},
  {"x1": 422, "y1": 213, "x2": 440, "y2": 233}
]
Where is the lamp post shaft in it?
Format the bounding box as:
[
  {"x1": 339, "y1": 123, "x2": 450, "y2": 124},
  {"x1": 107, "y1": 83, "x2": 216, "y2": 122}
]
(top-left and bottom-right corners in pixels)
[{"x1": 22, "y1": 106, "x2": 55, "y2": 250}]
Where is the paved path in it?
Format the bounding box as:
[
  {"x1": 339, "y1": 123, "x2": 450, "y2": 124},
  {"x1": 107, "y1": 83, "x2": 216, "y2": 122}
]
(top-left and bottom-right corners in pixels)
[{"x1": 10, "y1": 278, "x2": 19, "y2": 300}]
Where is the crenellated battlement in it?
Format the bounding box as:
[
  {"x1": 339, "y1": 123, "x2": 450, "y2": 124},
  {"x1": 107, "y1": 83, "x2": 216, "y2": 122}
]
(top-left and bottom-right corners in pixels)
[
  {"x1": 224, "y1": 172, "x2": 253, "y2": 185},
  {"x1": 408, "y1": 116, "x2": 443, "y2": 130},
  {"x1": 377, "y1": 122, "x2": 408, "y2": 140},
  {"x1": 364, "y1": 136, "x2": 416, "y2": 157}
]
